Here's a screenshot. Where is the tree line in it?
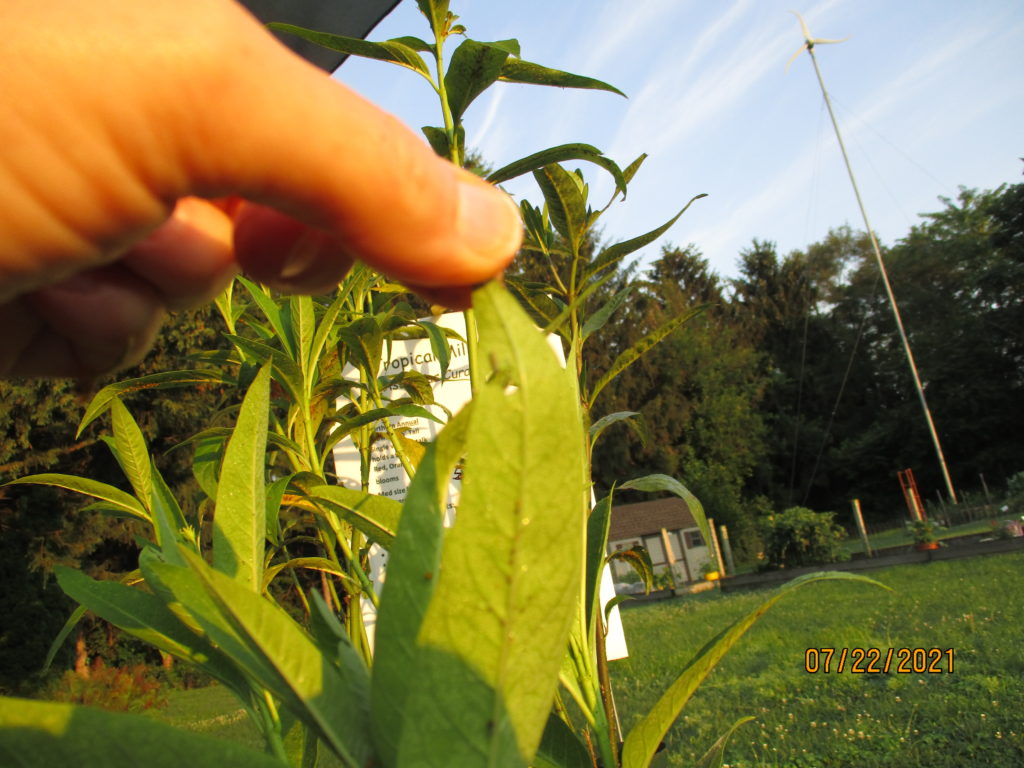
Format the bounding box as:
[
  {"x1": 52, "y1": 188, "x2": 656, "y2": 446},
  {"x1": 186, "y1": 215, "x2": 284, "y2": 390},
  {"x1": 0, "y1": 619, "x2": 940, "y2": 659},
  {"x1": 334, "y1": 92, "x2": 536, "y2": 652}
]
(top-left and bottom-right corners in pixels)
[{"x1": 584, "y1": 180, "x2": 1023, "y2": 557}]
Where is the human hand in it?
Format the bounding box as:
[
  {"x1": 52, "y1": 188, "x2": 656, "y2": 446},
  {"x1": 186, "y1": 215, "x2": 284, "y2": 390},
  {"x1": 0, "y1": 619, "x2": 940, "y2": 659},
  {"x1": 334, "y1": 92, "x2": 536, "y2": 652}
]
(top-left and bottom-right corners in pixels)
[{"x1": 0, "y1": 0, "x2": 522, "y2": 378}]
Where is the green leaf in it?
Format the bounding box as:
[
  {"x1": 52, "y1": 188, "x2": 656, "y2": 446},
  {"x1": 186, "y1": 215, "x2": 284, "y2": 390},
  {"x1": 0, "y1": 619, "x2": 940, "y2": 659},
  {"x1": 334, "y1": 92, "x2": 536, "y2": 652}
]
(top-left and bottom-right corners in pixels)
[
  {"x1": 321, "y1": 404, "x2": 441, "y2": 463},
  {"x1": 264, "y1": 474, "x2": 292, "y2": 547},
  {"x1": 4, "y1": 474, "x2": 148, "y2": 524},
  {"x1": 226, "y1": 335, "x2": 305, "y2": 405},
  {"x1": 308, "y1": 291, "x2": 347, "y2": 382},
  {"x1": 592, "y1": 193, "x2": 707, "y2": 273},
  {"x1": 262, "y1": 557, "x2": 352, "y2": 595},
  {"x1": 302, "y1": 484, "x2": 403, "y2": 550},
  {"x1": 585, "y1": 494, "x2": 613, "y2": 637},
  {"x1": 696, "y1": 717, "x2": 756, "y2": 768},
  {"x1": 268, "y1": 24, "x2": 431, "y2": 78},
  {"x1": 185, "y1": 552, "x2": 374, "y2": 768},
  {"x1": 42, "y1": 605, "x2": 87, "y2": 674},
  {"x1": 108, "y1": 398, "x2": 153, "y2": 514},
  {"x1": 289, "y1": 295, "x2": 315, "y2": 386},
  {"x1": 212, "y1": 363, "x2": 270, "y2": 591},
  {"x1": 415, "y1": 0, "x2": 450, "y2": 37},
  {"x1": 0, "y1": 696, "x2": 281, "y2": 768},
  {"x1": 76, "y1": 370, "x2": 225, "y2": 436},
  {"x1": 581, "y1": 283, "x2": 634, "y2": 340},
  {"x1": 604, "y1": 594, "x2": 634, "y2": 624},
  {"x1": 622, "y1": 153, "x2": 648, "y2": 185},
  {"x1": 392, "y1": 283, "x2": 587, "y2": 766},
  {"x1": 192, "y1": 432, "x2": 225, "y2": 500},
  {"x1": 533, "y1": 164, "x2": 588, "y2": 255},
  {"x1": 421, "y1": 125, "x2": 451, "y2": 158},
  {"x1": 390, "y1": 35, "x2": 435, "y2": 53},
  {"x1": 620, "y1": 572, "x2": 891, "y2": 768},
  {"x1": 417, "y1": 320, "x2": 453, "y2": 379},
  {"x1": 337, "y1": 316, "x2": 384, "y2": 380},
  {"x1": 607, "y1": 546, "x2": 654, "y2": 596},
  {"x1": 54, "y1": 567, "x2": 250, "y2": 696},
  {"x1": 499, "y1": 57, "x2": 625, "y2": 97},
  {"x1": 237, "y1": 277, "x2": 293, "y2": 358},
  {"x1": 444, "y1": 39, "x2": 512, "y2": 121},
  {"x1": 533, "y1": 713, "x2": 593, "y2": 768},
  {"x1": 371, "y1": 402, "x2": 472, "y2": 767},
  {"x1": 589, "y1": 306, "x2": 704, "y2": 404},
  {"x1": 488, "y1": 143, "x2": 626, "y2": 198},
  {"x1": 151, "y1": 460, "x2": 191, "y2": 548},
  {"x1": 588, "y1": 411, "x2": 641, "y2": 448}
]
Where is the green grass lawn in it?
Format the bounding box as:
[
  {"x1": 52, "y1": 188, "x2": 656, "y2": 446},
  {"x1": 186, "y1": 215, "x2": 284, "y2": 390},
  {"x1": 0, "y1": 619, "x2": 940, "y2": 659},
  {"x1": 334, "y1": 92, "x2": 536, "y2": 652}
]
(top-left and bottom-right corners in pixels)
[{"x1": 610, "y1": 551, "x2": 1024, "y2": 767}]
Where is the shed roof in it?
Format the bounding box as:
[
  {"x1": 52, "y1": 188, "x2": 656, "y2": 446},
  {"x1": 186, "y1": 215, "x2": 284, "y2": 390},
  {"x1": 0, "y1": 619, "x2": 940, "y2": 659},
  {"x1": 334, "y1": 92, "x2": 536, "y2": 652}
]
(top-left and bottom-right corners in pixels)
[{"x1": 608, "y1": 497, "x2": 697, "y2": 541}]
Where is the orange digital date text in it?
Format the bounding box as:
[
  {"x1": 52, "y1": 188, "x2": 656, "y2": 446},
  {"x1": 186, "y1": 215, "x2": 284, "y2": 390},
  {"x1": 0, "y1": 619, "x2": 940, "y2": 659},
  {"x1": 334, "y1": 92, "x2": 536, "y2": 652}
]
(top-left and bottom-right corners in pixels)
[{"x1": 803, "y1": 647, "x2": 954, "y2": 674}]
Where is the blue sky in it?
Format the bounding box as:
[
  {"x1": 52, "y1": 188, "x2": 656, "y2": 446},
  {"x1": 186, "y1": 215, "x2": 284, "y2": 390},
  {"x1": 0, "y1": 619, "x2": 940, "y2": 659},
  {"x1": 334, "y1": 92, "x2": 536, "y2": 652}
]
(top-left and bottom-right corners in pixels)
[{"x1": 335, "y1": 0, "x2": 1024, "y2": 279}]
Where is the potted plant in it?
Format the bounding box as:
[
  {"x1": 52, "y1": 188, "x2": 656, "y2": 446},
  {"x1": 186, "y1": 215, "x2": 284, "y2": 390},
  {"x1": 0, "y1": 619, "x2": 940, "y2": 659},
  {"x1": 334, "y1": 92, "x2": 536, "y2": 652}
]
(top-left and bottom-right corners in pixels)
[
  {"x1": 701, "y1": 560, "x2": 721, "y2": 581},
  {"x1": 907, "y1": 518, "x2": 943, "y2": 550}
]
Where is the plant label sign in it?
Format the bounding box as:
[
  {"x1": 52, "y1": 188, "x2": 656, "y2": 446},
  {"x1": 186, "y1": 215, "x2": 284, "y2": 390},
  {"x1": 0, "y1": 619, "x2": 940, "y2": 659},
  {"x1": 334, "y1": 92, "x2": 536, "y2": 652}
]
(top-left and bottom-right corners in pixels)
[{"x1": 332, "y1": 311, "x2": 628, "y2": 659}]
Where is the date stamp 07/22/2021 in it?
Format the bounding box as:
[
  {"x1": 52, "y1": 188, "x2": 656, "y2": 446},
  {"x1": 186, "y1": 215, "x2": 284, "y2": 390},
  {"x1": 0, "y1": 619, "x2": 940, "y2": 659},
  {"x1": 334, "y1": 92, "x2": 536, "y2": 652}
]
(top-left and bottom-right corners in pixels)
[{"x1": 804, "y1": 647, "x2": 955, "y2": 674}]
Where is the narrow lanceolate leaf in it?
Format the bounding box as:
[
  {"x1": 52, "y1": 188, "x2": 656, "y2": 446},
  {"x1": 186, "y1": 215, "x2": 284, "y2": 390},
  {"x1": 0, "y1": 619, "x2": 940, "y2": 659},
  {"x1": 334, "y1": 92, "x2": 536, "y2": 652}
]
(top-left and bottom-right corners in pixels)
[
  {"x1": 186, "y1": 553, "x2": 374, "y2": 768},
  {"x1": 289, "y1": 295, "x2": 315, "y2": 386},
  {"x1": 697, "y1": 717, "x2": 756, "y2": 768},
  {"x1": 582, "y1": 284, "x2": 635, "y2": 340},
  {"x1": 322, "y1": 404, "x2": 441, "y2": 461},
  {"x1": 371, "y1": 404, "x2": 472, "y2": 767},
  {"x1": 212, "y1": 363, "x2": 270, "y2": 591},
  {"x1": 225, "y1": 335, "x2": 304, "y2": 405},
  {"x1": 395, "y1": 283, "x2": 587, "y2": 767},
  {"x1": 533, "y1": 164, "x2": 587, "y2": 254},
  {"x1": 3, "y1": 475, "x2": 148, "y2": 524},
  {"x1": 589, "y1": 307, "x2": 705, "y2": 404},
  {"x1": 592, "y1": 193, "x2": 708, "y2": 273},
  {"x1": 261, "y1": 557, "x2": 353, "y2": 595},
  {"x1": 108, "y1": 397, "x2": 153, "y2": 514},
  {"x1": 620, "y1": 572, "x2": 891, "y2": 768},
  {"x1": 585, "y1": 494, "x2": 613, "y2": 636},
  {"x1": 268, "y1": 24, "x2": 431, "y2": 78},
  {"x1": 444, "y1": 39, "x2": 512, "y2": 121},
  {"x1": 151, "y1": 460, "x2": 191, "y2": 549},
  {"x1": 237, "y1": 277, "x2": 293, "y2": 358},
  {"x1": 309, "y1": 291, "x2": 347, "y2": 381},
  {"x1": 417, "y1": 320, "x2": 452, "y2": 379},
  {"x1": 337, "y1": 316, "x2": 384, "y2": 381},
  {"x1": 301, "y1": 484, "x2": 403, "y2": 550},
  {"x1": 76, "y1": 370, "x2": 225, "y2": 436},
  {"x1": 488, "y1": 143, "x2": 627, "y2": 198},
  {"x1": 499, "y1": 58, "x2": 626, "y2": 97},
  {"x1": 0, "y1": 696, "x2": 281, "y2": 768},
  {"x1": 589, "y1": 411, "x2": 642, "y2": 448}
]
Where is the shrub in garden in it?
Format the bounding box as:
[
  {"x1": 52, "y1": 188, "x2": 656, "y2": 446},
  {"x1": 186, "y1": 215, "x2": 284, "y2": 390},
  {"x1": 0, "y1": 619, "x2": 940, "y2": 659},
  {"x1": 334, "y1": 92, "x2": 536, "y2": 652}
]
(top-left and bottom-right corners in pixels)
[
  {"x1": 45, "y1": 659, "x2": 166, "y2": 714},
  {"x1": 761, "y1": 506, "x2": 849, "y2": 569}
]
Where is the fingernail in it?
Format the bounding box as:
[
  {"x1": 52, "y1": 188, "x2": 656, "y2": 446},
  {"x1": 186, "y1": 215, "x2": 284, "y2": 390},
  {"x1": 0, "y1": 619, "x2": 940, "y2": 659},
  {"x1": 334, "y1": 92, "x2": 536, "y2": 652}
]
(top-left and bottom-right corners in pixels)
[{"x1": 455, "y1": 175, "x2": 523, "y2": 266}]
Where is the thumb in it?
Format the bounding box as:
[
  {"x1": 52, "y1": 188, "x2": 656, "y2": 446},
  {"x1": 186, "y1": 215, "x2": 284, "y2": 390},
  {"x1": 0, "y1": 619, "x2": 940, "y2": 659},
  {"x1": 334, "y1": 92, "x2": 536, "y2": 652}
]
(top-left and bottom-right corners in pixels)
[{"x1": 166, "y1": 3, "x2": 522, "y2": 290}]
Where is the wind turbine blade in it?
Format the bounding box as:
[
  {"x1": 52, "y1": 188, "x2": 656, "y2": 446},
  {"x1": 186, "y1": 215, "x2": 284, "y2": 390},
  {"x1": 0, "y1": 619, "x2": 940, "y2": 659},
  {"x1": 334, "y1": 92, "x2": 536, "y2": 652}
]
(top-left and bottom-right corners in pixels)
[
  {"x1": 791, "y1": 10, "x2": 813, "y2": 43},
  {"x1": 786, "y1": 44, "x2": 809, "y2": 71},
  {"x1": 811, "y1": 36, "x2": 850, "y2": 45}
]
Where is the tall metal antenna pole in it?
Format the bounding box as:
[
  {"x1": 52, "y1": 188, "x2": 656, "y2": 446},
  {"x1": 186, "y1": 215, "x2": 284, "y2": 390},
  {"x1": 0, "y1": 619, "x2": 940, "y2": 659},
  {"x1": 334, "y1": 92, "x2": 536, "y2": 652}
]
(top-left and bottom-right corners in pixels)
[{"x1": 792, "y1": 15, "x2": 958, "y2": 503}]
